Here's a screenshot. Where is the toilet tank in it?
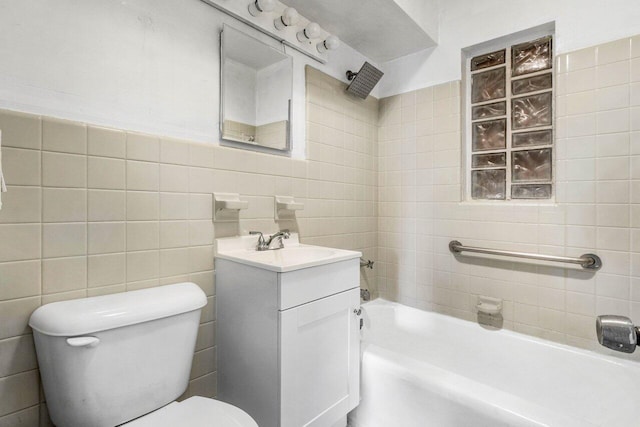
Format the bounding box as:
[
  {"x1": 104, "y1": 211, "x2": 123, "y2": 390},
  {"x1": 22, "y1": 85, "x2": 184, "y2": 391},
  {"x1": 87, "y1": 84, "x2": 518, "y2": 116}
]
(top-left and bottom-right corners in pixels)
[{"x1": 29, "y1": 283, "x2": 207, "y2": 427}]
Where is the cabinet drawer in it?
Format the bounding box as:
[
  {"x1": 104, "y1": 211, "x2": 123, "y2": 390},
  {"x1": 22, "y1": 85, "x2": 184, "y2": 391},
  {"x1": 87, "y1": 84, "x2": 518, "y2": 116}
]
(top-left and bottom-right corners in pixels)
[{"x1": 278, "y1": 259, "x2": 359, "y2": 310}]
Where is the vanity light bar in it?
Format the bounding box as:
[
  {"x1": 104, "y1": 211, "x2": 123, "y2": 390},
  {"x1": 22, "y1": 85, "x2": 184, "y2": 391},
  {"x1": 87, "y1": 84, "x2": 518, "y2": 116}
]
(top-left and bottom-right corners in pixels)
[{"x1": 200, "y1": 0, "x2": 333, "y2": 63}]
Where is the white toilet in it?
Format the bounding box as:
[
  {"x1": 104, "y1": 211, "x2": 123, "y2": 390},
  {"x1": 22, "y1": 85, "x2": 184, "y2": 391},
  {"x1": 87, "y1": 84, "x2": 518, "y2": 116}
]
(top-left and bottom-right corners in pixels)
[{"x1": 29, "y1": 282, "x2": 258, "y2": 427}]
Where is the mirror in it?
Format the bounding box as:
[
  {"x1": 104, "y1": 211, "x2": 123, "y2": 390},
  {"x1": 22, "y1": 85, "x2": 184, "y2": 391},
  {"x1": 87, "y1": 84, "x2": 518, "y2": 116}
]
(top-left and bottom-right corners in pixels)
[{"x1": 221, "y1": 25, "x2": 292, "y2": 152}]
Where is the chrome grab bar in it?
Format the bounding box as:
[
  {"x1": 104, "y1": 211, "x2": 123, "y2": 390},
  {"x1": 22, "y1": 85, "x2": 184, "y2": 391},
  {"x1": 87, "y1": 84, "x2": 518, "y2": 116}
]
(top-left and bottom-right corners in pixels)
[{"x1": 448, "y1": 240, "x2": 602, "y2": 270}]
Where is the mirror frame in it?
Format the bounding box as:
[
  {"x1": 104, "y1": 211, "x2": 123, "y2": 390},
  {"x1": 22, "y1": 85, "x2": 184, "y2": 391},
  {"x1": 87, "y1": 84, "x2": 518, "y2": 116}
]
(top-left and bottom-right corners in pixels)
[{"x1": 220, "y1": 24, "x2": 292, "y2": 155}]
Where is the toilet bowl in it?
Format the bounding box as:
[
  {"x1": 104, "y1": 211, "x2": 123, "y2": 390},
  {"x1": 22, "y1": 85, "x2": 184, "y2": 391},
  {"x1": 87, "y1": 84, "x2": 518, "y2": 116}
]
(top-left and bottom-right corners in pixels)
[
  {"x1": 125, "y1": 396, "x2": 257, "y2": 427},
  {"x1": 29, "y1": 283, "x2": 257, "y2": 427}
]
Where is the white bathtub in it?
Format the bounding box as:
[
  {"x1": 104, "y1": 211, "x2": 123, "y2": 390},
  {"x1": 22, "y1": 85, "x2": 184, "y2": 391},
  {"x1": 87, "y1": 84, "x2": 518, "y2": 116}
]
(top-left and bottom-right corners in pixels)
[{"x1": 348, "y1": 299, "x2": 640, "y2": 427}]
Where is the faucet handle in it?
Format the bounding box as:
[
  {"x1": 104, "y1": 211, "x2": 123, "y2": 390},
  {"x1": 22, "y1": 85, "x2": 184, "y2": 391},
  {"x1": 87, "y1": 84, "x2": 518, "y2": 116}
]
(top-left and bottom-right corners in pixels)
[
  {"x1": 249, "y1": 231, "x2": 267, "y2": 250},
  {"x1": 281, "y1": 229, "x2": 290, "y2": 238}
]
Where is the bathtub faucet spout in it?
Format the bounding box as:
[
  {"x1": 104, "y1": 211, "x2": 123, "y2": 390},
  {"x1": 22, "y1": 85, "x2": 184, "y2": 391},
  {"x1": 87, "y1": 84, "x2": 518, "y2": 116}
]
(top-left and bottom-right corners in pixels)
[{"x1": 596, "y1": 315, "x2": 640, "y2": 353}]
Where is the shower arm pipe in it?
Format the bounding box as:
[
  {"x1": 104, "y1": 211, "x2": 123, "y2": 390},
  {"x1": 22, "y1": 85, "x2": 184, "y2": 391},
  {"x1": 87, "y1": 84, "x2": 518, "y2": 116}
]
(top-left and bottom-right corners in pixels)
[{"x1": 448, "y1": 240, "x2": 602, "y2": 270}]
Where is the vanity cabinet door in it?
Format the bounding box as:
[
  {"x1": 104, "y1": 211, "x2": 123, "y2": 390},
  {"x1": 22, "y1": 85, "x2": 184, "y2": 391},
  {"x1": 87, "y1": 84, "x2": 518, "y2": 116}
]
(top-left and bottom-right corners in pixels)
[{"x1": 279, "y1": 288, "x2": 360, "y2": 427}]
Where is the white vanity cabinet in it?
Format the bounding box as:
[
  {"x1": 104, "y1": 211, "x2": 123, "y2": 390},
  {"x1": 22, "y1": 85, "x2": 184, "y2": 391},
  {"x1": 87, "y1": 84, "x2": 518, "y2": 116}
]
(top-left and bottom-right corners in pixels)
[{"x1": 216, "y1": 254, "x2": 361, "y2": 427}]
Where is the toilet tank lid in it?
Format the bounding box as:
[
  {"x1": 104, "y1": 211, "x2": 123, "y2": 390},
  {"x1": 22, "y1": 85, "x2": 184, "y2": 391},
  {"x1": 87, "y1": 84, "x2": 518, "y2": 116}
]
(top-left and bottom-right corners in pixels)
[{"x1": 29, "y1": 283, "x2": 207, "y2": 336}]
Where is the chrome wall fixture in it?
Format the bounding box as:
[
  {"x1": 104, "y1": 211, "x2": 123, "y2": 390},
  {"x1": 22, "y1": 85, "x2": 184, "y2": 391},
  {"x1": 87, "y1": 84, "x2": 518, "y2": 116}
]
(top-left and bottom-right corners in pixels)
[
  {"x1": 449, "y1": 240, "x2": 602, "y2": 270},
  {"x1": 596, "y1": 315, "x2": 640, "y2": 353},
  {"x1": 360, "y1": 258, "x2": 374, "y2": 269}
]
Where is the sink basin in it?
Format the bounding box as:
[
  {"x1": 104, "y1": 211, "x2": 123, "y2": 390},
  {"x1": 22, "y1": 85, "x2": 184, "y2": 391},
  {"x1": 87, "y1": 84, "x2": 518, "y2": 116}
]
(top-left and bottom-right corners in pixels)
[{"x1": 215, "y1": 233, "x2": 361, "y2": 272}]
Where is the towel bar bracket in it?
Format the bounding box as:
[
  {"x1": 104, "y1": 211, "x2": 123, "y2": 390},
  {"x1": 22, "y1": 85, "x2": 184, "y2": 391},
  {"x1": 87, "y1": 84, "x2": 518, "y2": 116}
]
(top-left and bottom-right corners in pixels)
[{"x1": 449, "y1": 240, "x2": 602, "y2": 270}]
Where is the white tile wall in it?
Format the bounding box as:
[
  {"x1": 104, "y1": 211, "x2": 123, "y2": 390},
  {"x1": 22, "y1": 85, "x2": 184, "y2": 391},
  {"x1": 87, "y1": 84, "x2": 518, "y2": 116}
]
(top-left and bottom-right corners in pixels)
[
  {"x1": 378, "y1": 35, "x2": 640, "y2": 361},
  {"x1": 0, "y1": 65, "x2": 377, "y2": 426}
]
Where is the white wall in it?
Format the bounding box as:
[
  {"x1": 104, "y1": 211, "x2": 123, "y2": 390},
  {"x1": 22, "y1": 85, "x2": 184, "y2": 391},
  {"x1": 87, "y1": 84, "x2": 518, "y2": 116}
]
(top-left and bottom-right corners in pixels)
[
  {"x1": 0, "y1": 0, "x2": 374, "y2": 158},
  {"x1": 379, "y1": 0, "x2": 640, "y2": 97}
]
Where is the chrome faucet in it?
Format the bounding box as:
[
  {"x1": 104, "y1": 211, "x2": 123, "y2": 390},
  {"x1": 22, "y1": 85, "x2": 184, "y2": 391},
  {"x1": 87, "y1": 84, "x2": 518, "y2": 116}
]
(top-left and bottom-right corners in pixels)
[
  {"x1": 249, "y1": 231, "x2": 268, "y2": 251},
  {"x1": 249, "y1": 230, "x2": 290, "y2": 251},
  {"x1": 265, "y1": 230, "x2": 290, "y2": 250}
]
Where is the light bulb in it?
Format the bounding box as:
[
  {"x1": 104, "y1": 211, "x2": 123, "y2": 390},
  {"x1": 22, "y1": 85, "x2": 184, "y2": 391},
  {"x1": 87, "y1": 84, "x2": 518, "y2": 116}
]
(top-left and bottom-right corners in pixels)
[
  {"x1": 248, "y1": 0, "x2": 276, "y2": 17},
  {"x1": 296, "y1": 22, "x2": 321, "y2": 42},
  {"x1": 317, "y1": 35, "x2": 340, "y2": 53},
  {"x1": 274, "y1": 7, "x2": 300, "y2": 30}
]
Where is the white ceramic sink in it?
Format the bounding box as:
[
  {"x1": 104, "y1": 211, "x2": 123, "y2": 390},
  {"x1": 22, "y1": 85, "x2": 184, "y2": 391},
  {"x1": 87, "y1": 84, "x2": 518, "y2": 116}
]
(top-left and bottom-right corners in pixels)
[{"x1": 215, "y1": 233, "x2": 361, "y2": 272}]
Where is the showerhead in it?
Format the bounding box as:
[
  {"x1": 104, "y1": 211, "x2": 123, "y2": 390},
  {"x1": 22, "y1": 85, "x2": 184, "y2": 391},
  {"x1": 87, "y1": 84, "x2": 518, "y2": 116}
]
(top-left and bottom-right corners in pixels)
[{"x1": 346, "y1": 62, "x2": 384, "y2": 99}]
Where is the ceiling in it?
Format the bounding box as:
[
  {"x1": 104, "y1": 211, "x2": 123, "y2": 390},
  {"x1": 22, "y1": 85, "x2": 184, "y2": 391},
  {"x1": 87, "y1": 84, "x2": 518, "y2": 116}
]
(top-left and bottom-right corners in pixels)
[{"x1": 280, "y1": 0, "x2": 438, "y2": 63}]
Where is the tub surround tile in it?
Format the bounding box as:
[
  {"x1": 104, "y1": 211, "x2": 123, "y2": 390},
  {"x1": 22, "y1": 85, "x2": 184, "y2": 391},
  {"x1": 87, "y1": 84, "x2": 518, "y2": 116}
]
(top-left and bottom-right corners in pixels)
[
  {"x1": 0, "y1": 186, "x2": 41, "y2": 224},
  {"x1": 0, "y1": 110, "x2": 41, "y2": 150},
  {"x1": 88, "y1": 253, "x2": 126, "y2": 287},
  {"x1": 42, "y1": 188, "x2": 87, "y2": 223},
  {"x1": 126, "y1": 278, "x2": 160, "y2": 292},
  {"x1": 42, "y1": 256, "x2": 87, "y2": 295},
  {"x1": 188, "y1": 194, "x2": 213, "y2": 220},
  {"x1": 160, "y1": 193, "x2": 189, "y2": 220},
  {"x1": 88, "y1": 156, "x2": 126, "y2": 189},
  {"x1": 190, "y1": 347, "x2": 216, "y2": 380},
  {"x1": 127, "y1": 160, "x2": 159, "y2": 191},
  {"x1": 0, "y1": 261, "x2": 41, "y2": 301},
  {"x1": 126, "y1": 133, "x2": 159, "y2": 161},
  {"x1": 88, "y1": 190, "x2": 126, "y2": 222},
  {"x1": 160, "y1": 138, "x2": 190, "y2": 165},
  {"x1": 181, "y1": 372, "x2": 217, "y2": 401},
  {"x1": 0, "y1": 335, "x2": 37, "y2": 380},
  {"x1": 190, "y1": 271, "x2": 215, "y2": 296},
  {"x1": 0, "y1": 225, "x2": 40, "y2": 262},
  {"x1": 565, "y1": 47, "x2": 596, "y2": 72},
  {"x1": 160, "y1": 221, "x2": 189, "y2": 249},
  {"x1": 42, "y1": 223, "x2": 86, "y2": 258},
  {"x1": 189, "y1": 167, "x2": 216, "y2": 193},
  {"x1": 189, "y1": 220, "x2": 214, "y2": 246},
  {"x1": 0, "y1": 297, "x2": 40, "y2": 341},
  {"x1": 42, "y1": 118, "x2": 87, "y2": 154},
  {"x1": 88, "y1": 126, "x2": 126, "y2": 158},
  {"x1": 160, "y1": 164, "x2": 189, "y2": 193},
  {"x1": 126, "y1": 250, "x2": 159, "y2": 282},
  {"x1": 189, "y1": 143, "x2": 215, "y2": 168},
  {"x1": 127, "y1": 221, "x2": 159, "y2": 251},
  {"x1": 189, "y1": 245, "x2": 214, "y2": 273},
  {"x1": 159, "y1": 274, "x2": 189, "y2": 286},
  {"x1": 41, "y1": 289, "x2": 87, "y2": 305},
  {"x1": 597, "y1": 61, "x2": 630, "y2": 88},
  {"x1": 200, "y1": 296, "x2": 215, "y2": 323},
  {"x1": 42, "y1": 152, "x2": 86, "y2": 188},
  {"x1": 126, "y1": 191, "x2": 159, "y2": 221},
  {"x1": 0, "y1": 370, "x2": 40, "y2": 417},
  {"x1": 631, "y1": 58, "x2": 640, "y2": 83},
  {"x1": 195, "y1": 322, "x2": 215, "y2": 352},
  {"x1": 87, "y1": 283, "x2": 126, "y2": 297},
  {"x1": 1, "y1": 148, "x2": 41, "y2": 186},
  {"x1": 597, "y1": 38, "x2": 631, "y2": 64},
  {"x1": 159, "y1": 248, "x2": 190, "y2": 277},
  {"x1": 377, "y1": 35, "x2": 640, "y2": 354},
  {"x1": 88, "y1": 222, "x2": 125, "y2": 254}
]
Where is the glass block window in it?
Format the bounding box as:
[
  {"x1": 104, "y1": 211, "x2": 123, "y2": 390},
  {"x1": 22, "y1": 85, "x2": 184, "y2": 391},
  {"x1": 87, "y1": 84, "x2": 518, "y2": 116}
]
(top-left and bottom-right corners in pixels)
[{"x1": 465, "y1": 35, "x2": 554, "y2": 201}]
